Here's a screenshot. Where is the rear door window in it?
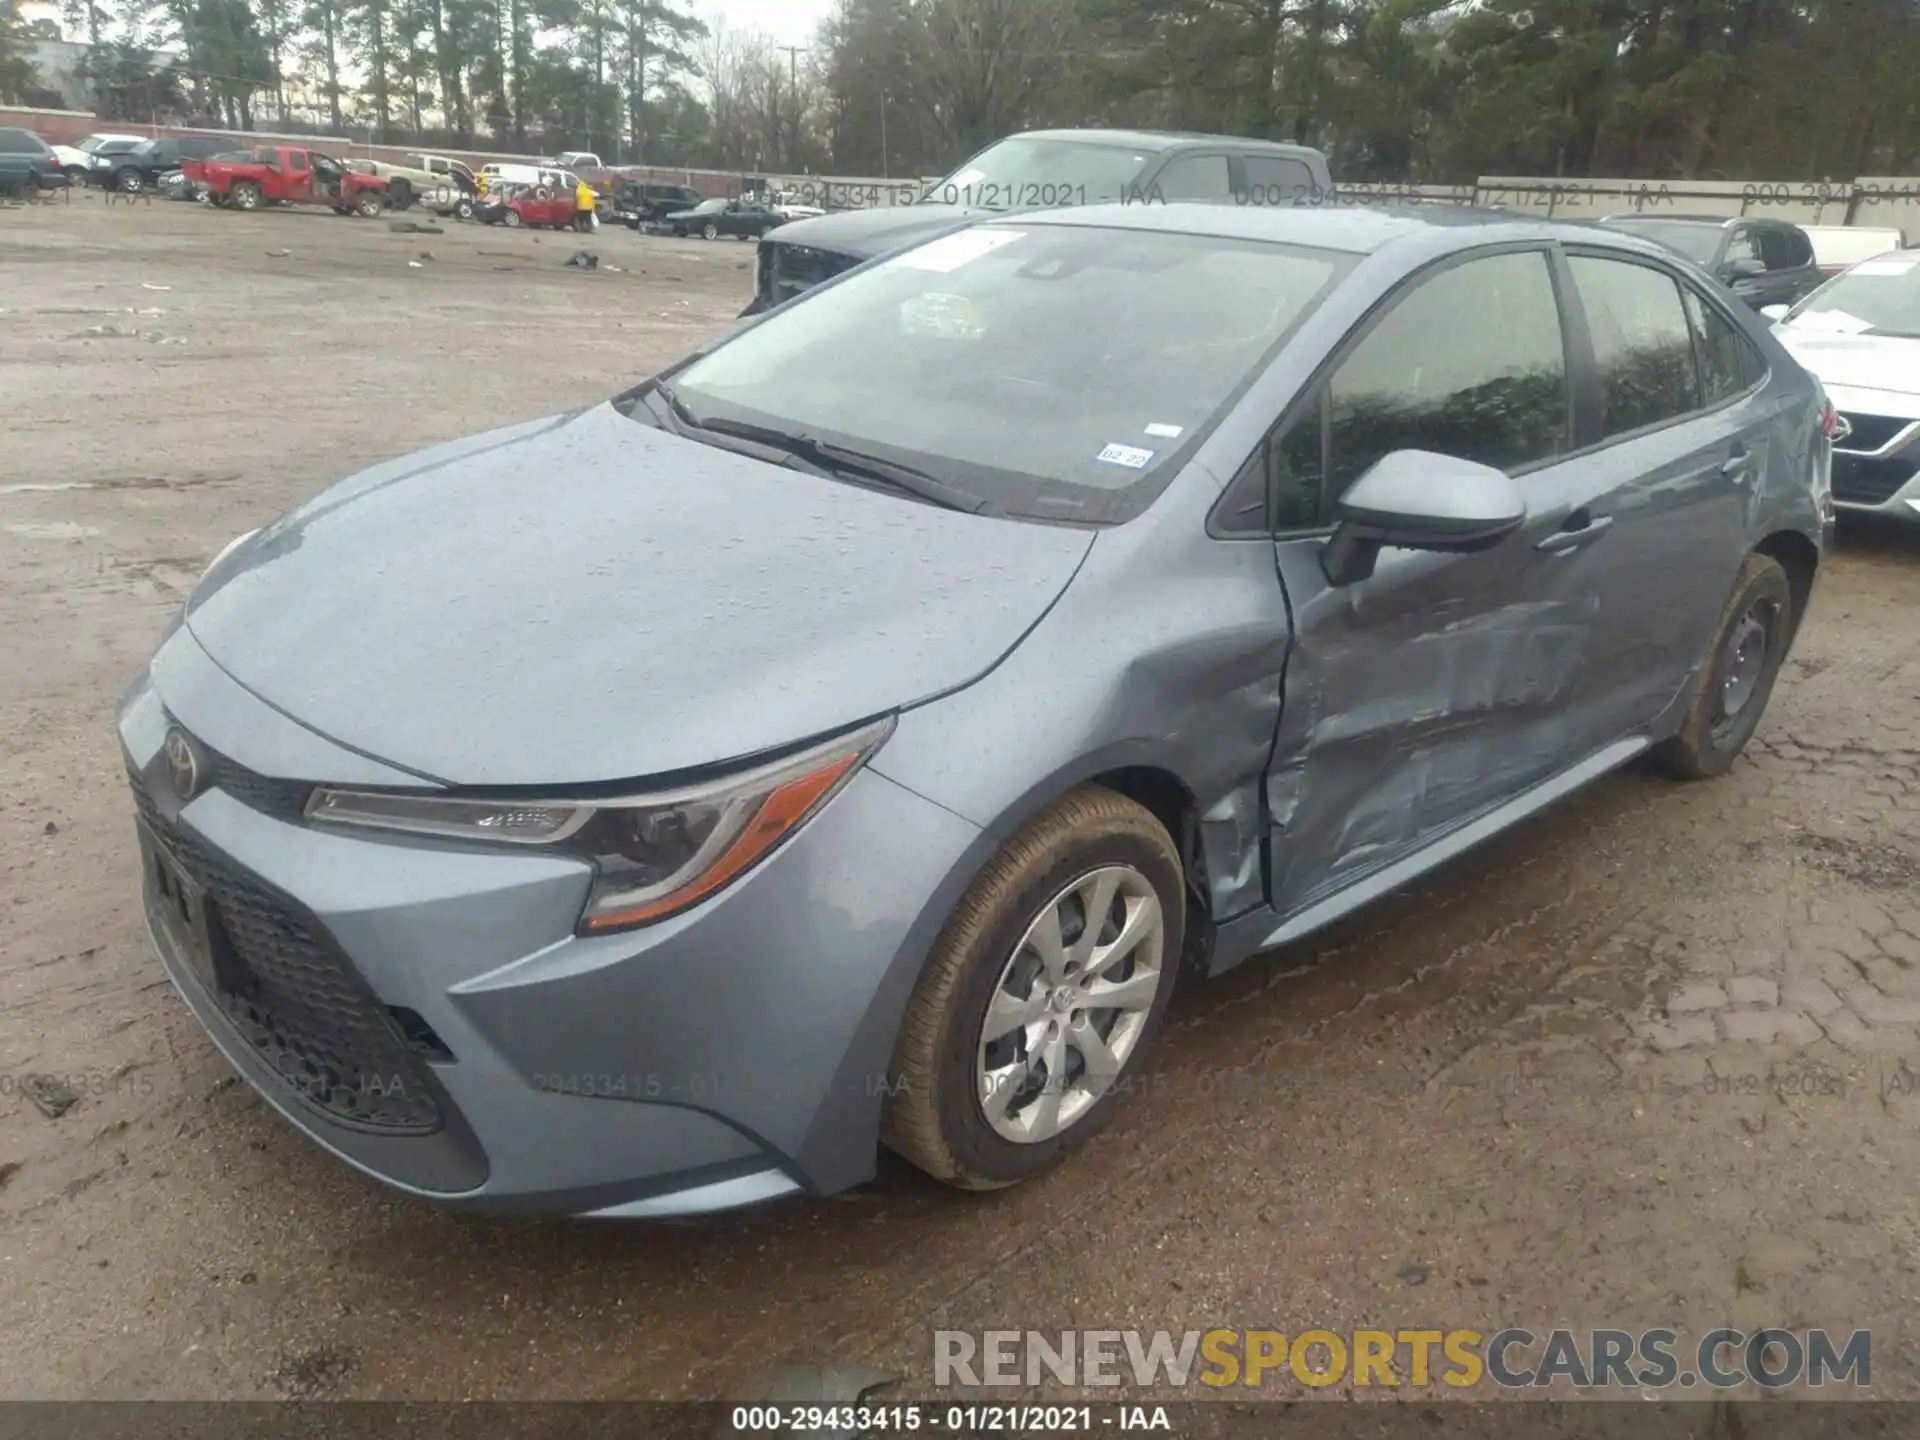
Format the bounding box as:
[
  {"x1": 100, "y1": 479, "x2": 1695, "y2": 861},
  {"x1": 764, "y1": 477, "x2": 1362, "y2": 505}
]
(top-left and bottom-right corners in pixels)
[
  {"x1": 1566, "y1": 255, "x2": 1702, "y2": 437},
  {"x1": 1241, "y1": 154, "x2": 1317, "y2": 204},
  {"x1": 1152, "y1": 154, "x2": 1233, "y2": 202}
]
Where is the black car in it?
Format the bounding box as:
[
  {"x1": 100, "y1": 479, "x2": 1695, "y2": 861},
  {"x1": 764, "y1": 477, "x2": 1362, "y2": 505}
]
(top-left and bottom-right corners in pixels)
[
  {"x1": 97, "y1": 136, "x2": 236, "y2": 195},
  {"x1": 614, "y1": 181, "x2": 704, "y2": 228},
  {"x1": 746, "y1": 127, "x2": 1333, "y2": 314},
  {"x1": 0, "y1": 127, "x2": 68, "y2": 195},
  {"x1": 664, "y1": 196, "x2": 784, "y2": 240},
  {"x1": 1596, "y1": 214, "x2": 1823, "y2": 312}
]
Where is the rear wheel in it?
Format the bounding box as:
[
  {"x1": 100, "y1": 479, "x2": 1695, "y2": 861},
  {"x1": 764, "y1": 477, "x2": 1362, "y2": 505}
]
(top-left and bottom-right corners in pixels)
[
  {"x1": 1654, "y1": 553, "x2": 1794, "y2": 780},
  {"x1": 453, "y1": 197, "x2": 474, "y2": 221},
  {"x1": 883, "y1": 788, "x2": 1184, "y2": 1190},
  {"x1": 229, "y1": 180, "x2": 262, "y2": 211}
]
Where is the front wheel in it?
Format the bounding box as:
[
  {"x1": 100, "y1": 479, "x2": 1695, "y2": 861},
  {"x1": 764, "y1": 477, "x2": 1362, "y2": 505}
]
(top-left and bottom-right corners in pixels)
[
  {"x1": 115, "y1": 167, "x2": 144, "y2": 194},
  {"x1": 1654, "y1": 553, "x2": 1794, "y2": 780},
  {"x1": 453, "y1": 197, "x2": 474, "y2": 221},
  {"x1": 502, "y1": 208, "x2": 523, "y2": 228},
  {"x1": 883, "y1": 788, "x2": 1184, "y2": 1190},
  {"x1": 702, "y1": 221, "x2": 719, "y2": 240},
  {"x1": 354, "y1": 192, "x2": 383, "y2": 218}
]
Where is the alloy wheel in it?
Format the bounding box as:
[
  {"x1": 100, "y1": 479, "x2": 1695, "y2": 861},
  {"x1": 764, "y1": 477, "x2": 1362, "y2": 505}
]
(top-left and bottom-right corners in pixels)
[{"x1": 975, "y1": 865, "x2": 1164, "y2": 1144}]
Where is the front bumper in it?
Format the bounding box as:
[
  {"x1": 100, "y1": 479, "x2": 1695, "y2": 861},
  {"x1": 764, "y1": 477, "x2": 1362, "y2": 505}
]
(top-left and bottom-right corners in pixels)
[
  {"x1": 1828, "y1": 408, "x2": 1920, "y2": 523},
  {"x1": 120, "y1": 629, "x2": 982, "y2": 1216}
]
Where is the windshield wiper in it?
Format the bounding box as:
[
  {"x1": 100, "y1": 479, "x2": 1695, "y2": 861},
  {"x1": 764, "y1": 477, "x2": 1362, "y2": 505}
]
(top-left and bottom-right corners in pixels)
[{"x1": 652, "y1": 386, "x2": 997, "y2": 516}]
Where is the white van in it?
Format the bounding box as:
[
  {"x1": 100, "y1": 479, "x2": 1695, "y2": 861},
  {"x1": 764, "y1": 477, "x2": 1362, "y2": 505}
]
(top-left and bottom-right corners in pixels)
[
  {"x1": 1801, "y1": 225, "x2": 1908, "y2": 278},
  {"x1": 478, "y1": 161, "x2": 567, "y2": 195}
]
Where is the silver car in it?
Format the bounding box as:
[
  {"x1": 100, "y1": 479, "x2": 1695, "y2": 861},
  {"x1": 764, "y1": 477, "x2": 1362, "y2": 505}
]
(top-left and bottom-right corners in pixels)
[
  {"x1": 122, "y1": 204, "x2": 1833, "y2": 1217},
  {"x1": 1765, "y1": 250, "x2": 1920, "y2": 525}
]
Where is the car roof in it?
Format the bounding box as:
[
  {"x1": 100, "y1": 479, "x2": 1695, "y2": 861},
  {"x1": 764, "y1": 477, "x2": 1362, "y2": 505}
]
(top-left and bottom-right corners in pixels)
[
  {"x1": 1012, "y1": 127, "x2": 1321, "y2": 156},
  {"x1": 1000, "y1": 200, "x2": 1694, "y2": 261}
]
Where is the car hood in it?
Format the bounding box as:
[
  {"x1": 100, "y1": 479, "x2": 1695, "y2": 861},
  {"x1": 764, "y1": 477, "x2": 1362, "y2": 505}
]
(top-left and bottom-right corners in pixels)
[
  {"x1": 762, "y1": 204, "x2": 986, "y2": 261},
  {"x1": 184, "y1": 403, "x2": 1093, "y2": 787},
  {"x1": 1777, "y1": 327, "x2": 1920, "y2": 417}
]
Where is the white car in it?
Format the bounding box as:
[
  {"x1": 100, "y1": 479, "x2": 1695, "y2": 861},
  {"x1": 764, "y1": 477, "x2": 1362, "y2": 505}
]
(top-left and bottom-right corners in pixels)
[
  {"x1": 1768, "y1": 251, "x2": 1920, "y2": 525},
  {"x1": 62, "y1": 132, "x2": 146, "y2": 182},
  {"x1": 1800, "y1": 224, "x2": 1907, "y2": 280}
]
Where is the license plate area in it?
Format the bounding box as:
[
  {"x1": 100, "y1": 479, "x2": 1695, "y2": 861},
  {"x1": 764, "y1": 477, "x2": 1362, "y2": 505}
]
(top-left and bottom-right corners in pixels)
[{"x1": 138, "y1": 820, "x2": 222, "y2": 994}]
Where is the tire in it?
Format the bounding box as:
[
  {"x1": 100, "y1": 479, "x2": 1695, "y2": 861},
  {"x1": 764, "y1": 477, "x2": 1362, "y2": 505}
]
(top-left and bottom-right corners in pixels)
[
  {"x1": 883, "y1": 787, "x2": 1184, "y2": 1190},
  {"x1": 354, "y1": 192, "x2": 383, "y2": 219},
  {"x1": 454, "y1": 197, "x2": 474, "y2": 221},
  {"x1": 1654, "y1": 553, "x2": 1794, "y2": 780},
  {"x1": 503, "y1": 208, "x2": 523, "y2": 228},
  {"x1": 115, "y1": 166, "x2": 144, "y2": 194},
  {"x1": 63, "y1": 165, "x2": 87, "y2": 184},
  {"x1": 702, "y1": 221, "x2": 719, "y2": 240},
  {"x1": 229, "y1": 180, "x2": 262, "y2": 211},
  {"x1": 386, "y1": 179, "x2": 413, "y2": 211}
]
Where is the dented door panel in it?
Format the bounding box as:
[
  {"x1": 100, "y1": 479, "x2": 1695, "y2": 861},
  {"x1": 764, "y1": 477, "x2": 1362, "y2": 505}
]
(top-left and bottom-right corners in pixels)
[{"x1": 1265, "y1": 511, "x2": 1603, "y2": 915}]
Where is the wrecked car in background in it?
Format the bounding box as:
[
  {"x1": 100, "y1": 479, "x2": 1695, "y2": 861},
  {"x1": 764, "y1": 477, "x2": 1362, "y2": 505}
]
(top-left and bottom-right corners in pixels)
[
  {"x1": 122, "y1": 203, "x2": 1830, "y2": 1220},
  {"x1": 184, "y1": 146, "x2": 389, "y2": 216}
]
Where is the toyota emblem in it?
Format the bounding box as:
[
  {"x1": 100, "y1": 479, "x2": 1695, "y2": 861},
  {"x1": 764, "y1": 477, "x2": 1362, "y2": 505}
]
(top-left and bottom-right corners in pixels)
[{"x1": 163, "y1": 727, "x2": 203, "y2": 802}]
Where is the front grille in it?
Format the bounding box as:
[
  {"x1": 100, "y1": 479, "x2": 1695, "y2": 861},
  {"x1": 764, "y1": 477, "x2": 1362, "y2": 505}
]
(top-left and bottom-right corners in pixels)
[
  {"x1": 206, "y1": 751, "x2": 312, "y2": 822},
  {"x1": 1832, "y1": 453, "x2": 1918, "y2": 506},
  {"x1": 769, "y1": 242, "x2": 856, "y2": 303},
  {"x1": 133, "y1": 773, "x2": 443, "y2": 1134},
  {"x1": 1834, "y1": 413, "x2": 1917, "y2": 455}
]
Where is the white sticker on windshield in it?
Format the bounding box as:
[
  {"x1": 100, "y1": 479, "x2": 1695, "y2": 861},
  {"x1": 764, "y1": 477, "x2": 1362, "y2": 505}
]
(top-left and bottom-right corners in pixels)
[
  {"x1": 1144, "y1": 423, "x2": 1184, "y2": 438},
  {"x1": 946, "y1": 167, "x2": 987, "y2": 188},
  {"x1": 1096, "y1": 443, "x2": 1155, "y2": 469},
  {"x1": 896, "y1": 229, "x2": 1024, "y2": 273},
  {"x1": 1852, "y1": 258, "x2": 1918, "y2": 276},
  {"x1": 1796, "y1": 309, "x2": 1873, "y2": 334}
]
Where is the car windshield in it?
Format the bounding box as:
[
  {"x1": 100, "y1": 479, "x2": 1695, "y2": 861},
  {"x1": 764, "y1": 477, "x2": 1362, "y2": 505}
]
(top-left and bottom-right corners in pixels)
[
  {"x1": 1787, "y1": 252, "x2": 1920, "y2": 338},
  {"x1": 1603, "y1": 219, "x2": 1725, "y2": 264},
  {"x1": 919, "y1": 137, "x2": 1155, "y2": 209},
  {"x1": 654, "y1": 224, "x2": 1353, "y2": 524}
]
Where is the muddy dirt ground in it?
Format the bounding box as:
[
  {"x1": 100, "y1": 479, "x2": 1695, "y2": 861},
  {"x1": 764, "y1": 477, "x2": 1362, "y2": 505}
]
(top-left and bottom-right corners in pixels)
[{"x1": 2, "y1": 194, "x2": 1920, "y2": 1404}]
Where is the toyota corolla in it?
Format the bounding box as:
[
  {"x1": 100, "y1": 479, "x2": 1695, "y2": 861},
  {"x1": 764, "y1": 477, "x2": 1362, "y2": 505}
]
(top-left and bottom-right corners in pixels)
[{"x1": 122, "y1": 203, "x2": 1831, "y2": 1217}]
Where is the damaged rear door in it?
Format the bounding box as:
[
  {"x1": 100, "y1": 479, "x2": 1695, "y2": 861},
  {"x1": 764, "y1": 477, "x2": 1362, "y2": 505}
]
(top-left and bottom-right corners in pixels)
[{"x1": 1262, "y1": 244, "x2": 1625, "y2": 917}]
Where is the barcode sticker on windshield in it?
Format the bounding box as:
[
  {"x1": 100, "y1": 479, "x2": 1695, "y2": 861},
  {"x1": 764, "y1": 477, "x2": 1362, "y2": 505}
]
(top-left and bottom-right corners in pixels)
[
  {"x1": 1097, "y1": 443, "x2": 1156, "y2": 469},
  {"x1": 1144, "y1": 423, "x2": 1184, "y2": 438},
  {"x1": 896, "y1": 230, "x2": 1025, "y2": 273}
]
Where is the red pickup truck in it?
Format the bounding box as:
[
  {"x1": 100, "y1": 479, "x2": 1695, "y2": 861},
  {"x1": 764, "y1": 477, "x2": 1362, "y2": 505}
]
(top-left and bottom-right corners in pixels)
[{"x1": 182, "y1": 146, "x2": 388, "y2": 216}]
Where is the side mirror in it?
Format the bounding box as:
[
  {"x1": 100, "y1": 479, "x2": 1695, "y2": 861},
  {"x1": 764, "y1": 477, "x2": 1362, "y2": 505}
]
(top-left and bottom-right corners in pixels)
[
  {"x1": 1321, "y1": 450, "x2": 1528, "y2": 587},
  {"x1": 1724, "y1": 257, "x2": 1766, "y2": 280},
  {"x1": 1759, "y1": 303, "x2": 1790, "y2": 323}
]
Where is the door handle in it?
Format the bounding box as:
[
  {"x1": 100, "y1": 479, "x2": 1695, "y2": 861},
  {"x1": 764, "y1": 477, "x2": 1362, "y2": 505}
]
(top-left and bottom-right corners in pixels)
[
  {"x1": 1722, "y1": 446, "x2": 1753, "y2": 483},
  {"x1": 1536, "y1": 510, "x2": 1614, "y2": 553}
]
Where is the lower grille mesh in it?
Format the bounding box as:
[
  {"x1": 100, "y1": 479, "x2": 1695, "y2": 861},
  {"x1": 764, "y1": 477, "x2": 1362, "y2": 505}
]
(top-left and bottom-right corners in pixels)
[{"x1": 133, "y1": 774, "x2": 442, "y2": 1134}]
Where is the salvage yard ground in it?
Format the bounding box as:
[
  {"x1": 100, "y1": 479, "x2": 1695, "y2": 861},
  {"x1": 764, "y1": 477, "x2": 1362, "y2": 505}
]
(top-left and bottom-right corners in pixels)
[{"x1": 2, "y1": 198, "x2": 1920, "y2": 1402}]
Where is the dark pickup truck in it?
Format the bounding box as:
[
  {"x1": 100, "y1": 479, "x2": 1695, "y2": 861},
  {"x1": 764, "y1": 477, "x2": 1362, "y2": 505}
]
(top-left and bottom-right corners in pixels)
[{"x1": 745, "y1": 127, "x2": 1332, "y2": 315}]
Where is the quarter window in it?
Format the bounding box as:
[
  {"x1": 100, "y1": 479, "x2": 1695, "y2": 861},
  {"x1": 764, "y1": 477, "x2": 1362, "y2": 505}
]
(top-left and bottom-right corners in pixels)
[
  {"x1": 1682, "y1": 287, "x2": 1762, "y2": 405},
  {"x1": 1325, "y1": 250, "x2": 1569, "y2": 498},
  {"x1": 1567, "y1": 255, "x2": 1701, "y2": 437}
]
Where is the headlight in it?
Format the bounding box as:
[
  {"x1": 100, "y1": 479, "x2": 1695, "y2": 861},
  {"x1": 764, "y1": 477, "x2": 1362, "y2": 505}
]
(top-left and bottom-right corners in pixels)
[{"x1": 306, "y1": 717, "x2": 893, "y2": 933}]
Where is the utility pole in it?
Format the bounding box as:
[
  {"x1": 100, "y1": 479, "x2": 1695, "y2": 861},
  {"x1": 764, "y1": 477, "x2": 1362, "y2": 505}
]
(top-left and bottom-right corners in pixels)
[{"x1": 778, "y1": 44, "x2": 802, "y2": 170}]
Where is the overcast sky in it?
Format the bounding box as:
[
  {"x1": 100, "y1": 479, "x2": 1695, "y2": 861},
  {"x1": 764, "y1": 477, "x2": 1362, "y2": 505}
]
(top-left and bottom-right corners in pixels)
[{"x1": 698, "y1": 0, "x2": 838, "y2": 47}]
